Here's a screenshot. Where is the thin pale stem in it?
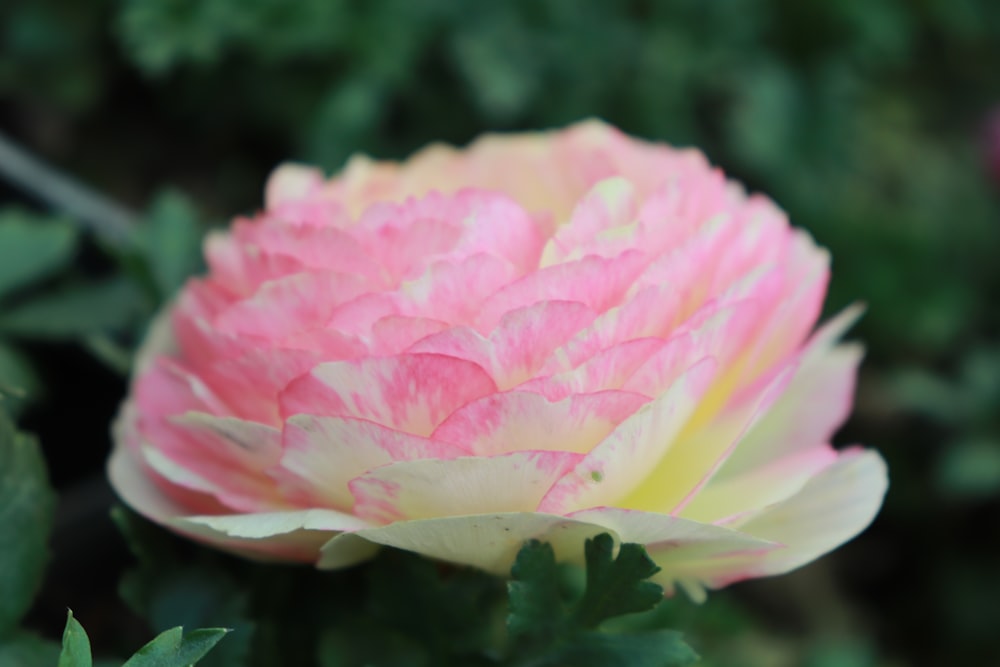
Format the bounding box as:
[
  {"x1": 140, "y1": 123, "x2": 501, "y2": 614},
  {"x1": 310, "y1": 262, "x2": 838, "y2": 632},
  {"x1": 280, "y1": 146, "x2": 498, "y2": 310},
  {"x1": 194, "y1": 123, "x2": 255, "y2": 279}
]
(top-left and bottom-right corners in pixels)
[{"x1": 0, "y1": 131, "x2": 136, "y2": 244}]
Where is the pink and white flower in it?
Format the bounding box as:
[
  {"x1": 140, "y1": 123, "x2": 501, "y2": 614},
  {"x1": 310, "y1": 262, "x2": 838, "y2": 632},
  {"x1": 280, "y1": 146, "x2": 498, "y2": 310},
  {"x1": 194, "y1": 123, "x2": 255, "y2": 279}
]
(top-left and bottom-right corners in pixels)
[{"x1": 110, "y1": 120, "x2": 887, "y2": 600}]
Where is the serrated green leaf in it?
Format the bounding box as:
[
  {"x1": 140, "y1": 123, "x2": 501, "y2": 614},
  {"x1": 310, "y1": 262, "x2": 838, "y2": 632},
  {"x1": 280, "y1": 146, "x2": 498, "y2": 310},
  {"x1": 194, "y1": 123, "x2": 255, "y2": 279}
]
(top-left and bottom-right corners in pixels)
[
  {"x1": 0, "y1": 409, "x2": 55, "y2": 633},
  {"x1": 0, "y1": 630, "x2": 62, "y2": 667},
  {"x1": 57, "y1": 611, "x2": 93, "y2": 667},
  {"x1": 138, "y1": 190, "x2": 205, "y2": 299},
  {"x1": 507, "y1": 540, "x2": 566, "y2": 645},
  {"x1": 121, "y1": 627, "x2": 229, "y2": 667},
  {"x1": 506, "y1": 535, "x2": 692, "y2": 666},
  {"x1": 0, "y1": 211, "x2": 79, "y2": 302},
  {"x1": 572, "y1": 534, "x2": 663, "y2": 629},
  {"x1": 544, "y1": 629, "x2": 699, "y2": 667},
  {"x1": 0, "y1": 277, "x2": 146, "y2": 339}
]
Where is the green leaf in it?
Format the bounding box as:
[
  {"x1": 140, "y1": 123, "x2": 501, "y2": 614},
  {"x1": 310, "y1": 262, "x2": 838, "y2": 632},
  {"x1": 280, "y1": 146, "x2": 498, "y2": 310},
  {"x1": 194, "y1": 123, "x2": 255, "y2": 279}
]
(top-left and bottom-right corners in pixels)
[
  {"x1": 572, "y1": 534, "x2": 663, "y2": 629},
  {"x1": 506, "y1": 535, "x2": 697, "y2": 667},
  {"x1": 0, "y1": 277, "x2": 146, "y2": 339},
  {"x1": 121, "y1": 627, "x2": 230, "y2": 667},
  {"x1": 138, "y1": 190, "x2": 205, "y2": 299},
  {"x1": 543, "y1": 630, "x2": 699, "y2": 667},
  {"x1": 936, "y1": 438, "x2": 1000, "y2": 500},
  {"x1": 146, "y1": 571, "x2": 252, "y2": 667},
  {"x1": 0, "y1": 630, "x2": 62, "y2": 667},
  {"x1": 0, "y1": 409, "x2": 56, "y2": 634},
  {"x1": 0, "y1": 210, "x2": 78, "y2": 302},
  {"x1": 507, "y1": 540, "x2": 567, "y2": 645},
  {"x1": 318, "y1": 628, "x2": 428, "y2": 667},
  {"x1": 316, "y1": 547, "x2": 505, "y2": 666},
  {"x1": 57, "y1": 612, "x2": 93, "y2": 667},
  {"x1": 113, "y1": 509, "x2": 253, "y2": 667},
  {"x1": 0, "y1": 342, "x2": 40, "y2": 417}
]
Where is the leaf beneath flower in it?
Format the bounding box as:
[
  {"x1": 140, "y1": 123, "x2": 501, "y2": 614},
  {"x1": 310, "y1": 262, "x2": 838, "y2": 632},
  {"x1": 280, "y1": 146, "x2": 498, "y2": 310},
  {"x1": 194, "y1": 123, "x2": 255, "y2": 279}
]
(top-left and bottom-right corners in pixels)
[{"x1": 0, "y1": 409, "x2": 55, "y2": 634}]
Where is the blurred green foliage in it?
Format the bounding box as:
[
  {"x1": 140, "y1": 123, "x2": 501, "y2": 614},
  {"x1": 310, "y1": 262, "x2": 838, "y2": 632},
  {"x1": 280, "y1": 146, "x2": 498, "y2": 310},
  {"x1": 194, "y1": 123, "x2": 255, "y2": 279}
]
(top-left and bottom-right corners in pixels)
[{"x1": 2, "y1": 0, "x2": 1000, "y2": 664}]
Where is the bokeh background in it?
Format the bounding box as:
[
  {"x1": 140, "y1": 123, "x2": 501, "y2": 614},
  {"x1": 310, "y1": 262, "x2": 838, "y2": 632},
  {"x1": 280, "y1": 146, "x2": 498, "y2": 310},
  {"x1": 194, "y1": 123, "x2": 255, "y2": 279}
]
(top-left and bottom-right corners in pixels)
[{"x1": 2, "y1": 1, "x2": 999, "y2": 665}]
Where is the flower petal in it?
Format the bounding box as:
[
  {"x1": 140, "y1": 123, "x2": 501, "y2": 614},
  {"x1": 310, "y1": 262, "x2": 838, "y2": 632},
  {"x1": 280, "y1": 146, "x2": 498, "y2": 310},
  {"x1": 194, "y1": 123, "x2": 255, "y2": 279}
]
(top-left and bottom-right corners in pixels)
[
  {"x1": 718, "y1": 343, "x2": 862, "y2": 478},
  {"x1": 567, "y1": 507, "x2": 781, "y2": 601},
  {"x1": 539, "y1": 358, "x2": 717, "y2": 513},
  {"x1": 275, "y1": 414, "x2": 466, "y2": 509},
  {"x1": 279, "y1": 353, "x2": 497, "y2": 435},
  {"x1": 408, "y1": 300, "x2": 597, "y2": 389},
  {"x1": 349, "y1": 450, "x2": 583, "y2": 523},
  {"x1": 728, "y1": 448, "x2": 888, "y2": 578},
  {"x1": 265, "y1": 163, "x2": 325, "y2": 209},
  {"x1": 540, "y1": 177, "x2": 638, "y2": 266},
  {"x1": 176, "y1": 508, "x2": 377, "y2": 565},
  {"x1": 677, "y1": 446, "x2": 839, "y2": 524},
  {"x1": 317, "y1": 512, "x2": 608, "y2": 574},
  {"x1": 475, "y1": 251, "x2": 648, "y2": 331},
  {"x1": 432, "y1": 389, "x2": 648, "y2": 456},
  {"x1": 215, "y1": 272, "x2": 369, "y2": 339},
  {"x1": 619, "y1": 361, "x2": 796, "y2": 514}
]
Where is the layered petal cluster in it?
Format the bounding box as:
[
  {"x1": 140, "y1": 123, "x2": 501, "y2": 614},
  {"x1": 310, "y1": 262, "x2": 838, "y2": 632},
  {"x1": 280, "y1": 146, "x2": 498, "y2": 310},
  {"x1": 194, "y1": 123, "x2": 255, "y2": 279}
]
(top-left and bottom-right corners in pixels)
[{"x1": 110, "y1": 120, "x2": 887, "y2": 600}]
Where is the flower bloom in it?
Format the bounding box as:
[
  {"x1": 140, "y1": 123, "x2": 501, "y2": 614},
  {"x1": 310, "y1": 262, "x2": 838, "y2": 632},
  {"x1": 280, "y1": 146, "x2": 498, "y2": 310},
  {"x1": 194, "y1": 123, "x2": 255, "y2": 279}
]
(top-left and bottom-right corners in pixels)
[{"x1": 110, "y1": 120, "x2": 887, "y2": 600}]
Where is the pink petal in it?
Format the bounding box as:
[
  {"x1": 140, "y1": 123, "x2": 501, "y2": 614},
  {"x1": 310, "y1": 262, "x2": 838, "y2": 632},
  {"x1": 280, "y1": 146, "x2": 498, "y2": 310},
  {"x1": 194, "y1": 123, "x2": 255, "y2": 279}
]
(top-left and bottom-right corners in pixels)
[
  {"x1": 327, "y1": 292, "x2": 400, "y2": 338},
  {"x1": 279, "y1": 353, "x2": 497, "y2": 435},
  {"x1": 544, "y1": 285, "x2": 685, "y2": 370},
  {"x1": 623, "y1": 299, "x2": 760, "y2": 398},
  {"x1": 432, "y1": 389, "x2": 648, "y2": 456},
  {"x1": 355, "y1": 195, "x2": 465, "y2": 281},
  {"x1": 540, "y1": 177, "x2": 638, "y2": 265},
  {"x1": 399, "y1": 253, "x2": 520, "y2": 326},
  {"x1": 215, "y1": 272, "x2": 370, "y2": 339},
  {"x1": 202, "y1": 348, "x2": 323, "y2": 424},
  {"x1": 172, "y1": 280, "x2": 240, "y2": 365},
  {"x1": 475, "y1": 251, "x2": 648, "y2": 332},
  {"x1": 719, "y1": 342, "x2": 863, "y2": 478},
  {"x1": 524, "y1": 337, "x2": 666, "y2": 400},
  {"x1": 275, "y1": 414, "x2": 466, "y2": 510},
  {"x1": 741, "y1": 233, "x2": 830, "y2": 377},
  {"x1": 204, "y1": 230, "x2": 304, "y2": 296},
  {"x1": 408, "y1": 300, "x2": 597, "y2": 389},
  {"x1": 170, "y1": 411, "x2": 282, "y2": 470},
  {"x1": 369, "y1": 315, "x2": 451, "y2": 356},
  {"x1": 109, "y1": 404, "x2": 228, "y2": 521},
  {"x1": 141, "y1": 442, "x2": 288, "y2": 513},
  {"x1": 539, "y1": 358, "x2": 717, "y2": 513},
  {"x1": 238, "y1": 221, "x2": 385, "y2": 285},
  {"x1": 447, "y1": 189, "x2": 546, "y2": 272}
]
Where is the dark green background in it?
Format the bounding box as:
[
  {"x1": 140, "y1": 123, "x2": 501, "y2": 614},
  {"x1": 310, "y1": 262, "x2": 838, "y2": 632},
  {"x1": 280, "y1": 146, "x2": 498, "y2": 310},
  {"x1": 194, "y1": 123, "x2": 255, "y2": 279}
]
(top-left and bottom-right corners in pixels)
[{"x1": 2, "y1": 1, "x2": 999, "y2": 665}]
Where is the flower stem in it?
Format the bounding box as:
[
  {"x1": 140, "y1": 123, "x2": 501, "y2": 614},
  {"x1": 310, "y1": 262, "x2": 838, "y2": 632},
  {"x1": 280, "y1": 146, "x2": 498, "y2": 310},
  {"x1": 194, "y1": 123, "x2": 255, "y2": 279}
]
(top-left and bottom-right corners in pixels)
[{"x1": 0, "y1": 131, "x2": 136, "y2": 244}]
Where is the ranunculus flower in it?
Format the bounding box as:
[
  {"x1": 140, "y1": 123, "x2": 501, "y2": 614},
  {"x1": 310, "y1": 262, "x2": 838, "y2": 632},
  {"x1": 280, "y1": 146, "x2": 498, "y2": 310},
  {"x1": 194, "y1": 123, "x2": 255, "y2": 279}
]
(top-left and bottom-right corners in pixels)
[{"x1": 110, "y1": 120, "x2": 887, "y2": 600}]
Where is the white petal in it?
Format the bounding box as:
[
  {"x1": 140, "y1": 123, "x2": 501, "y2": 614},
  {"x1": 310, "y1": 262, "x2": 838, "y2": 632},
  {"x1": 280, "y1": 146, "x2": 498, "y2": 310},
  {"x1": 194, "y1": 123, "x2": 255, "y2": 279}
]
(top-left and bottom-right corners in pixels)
[
  {"x1": 348, "y1": 451, "x2": 583, "y2": 523},
  {"x1": 731, "y1": 449, "x2": 888, "y2": 577},
  {"x1": 568, "y1": 507, "x2": 780, "y2": 600},
  {"x1": 318, "y1": 512, "x2": 608, "y2": 574}
]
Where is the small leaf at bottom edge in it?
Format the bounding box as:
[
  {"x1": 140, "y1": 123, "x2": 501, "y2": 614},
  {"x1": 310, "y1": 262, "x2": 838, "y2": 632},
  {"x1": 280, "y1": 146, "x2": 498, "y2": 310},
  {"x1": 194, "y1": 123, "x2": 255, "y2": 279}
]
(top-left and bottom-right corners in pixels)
[
  {"x1": 58, "y1": 611, "x2": 93, "y2": 667},
  {"x1": 122, "y1": 627, "x2": 230, "y2": 667}
]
